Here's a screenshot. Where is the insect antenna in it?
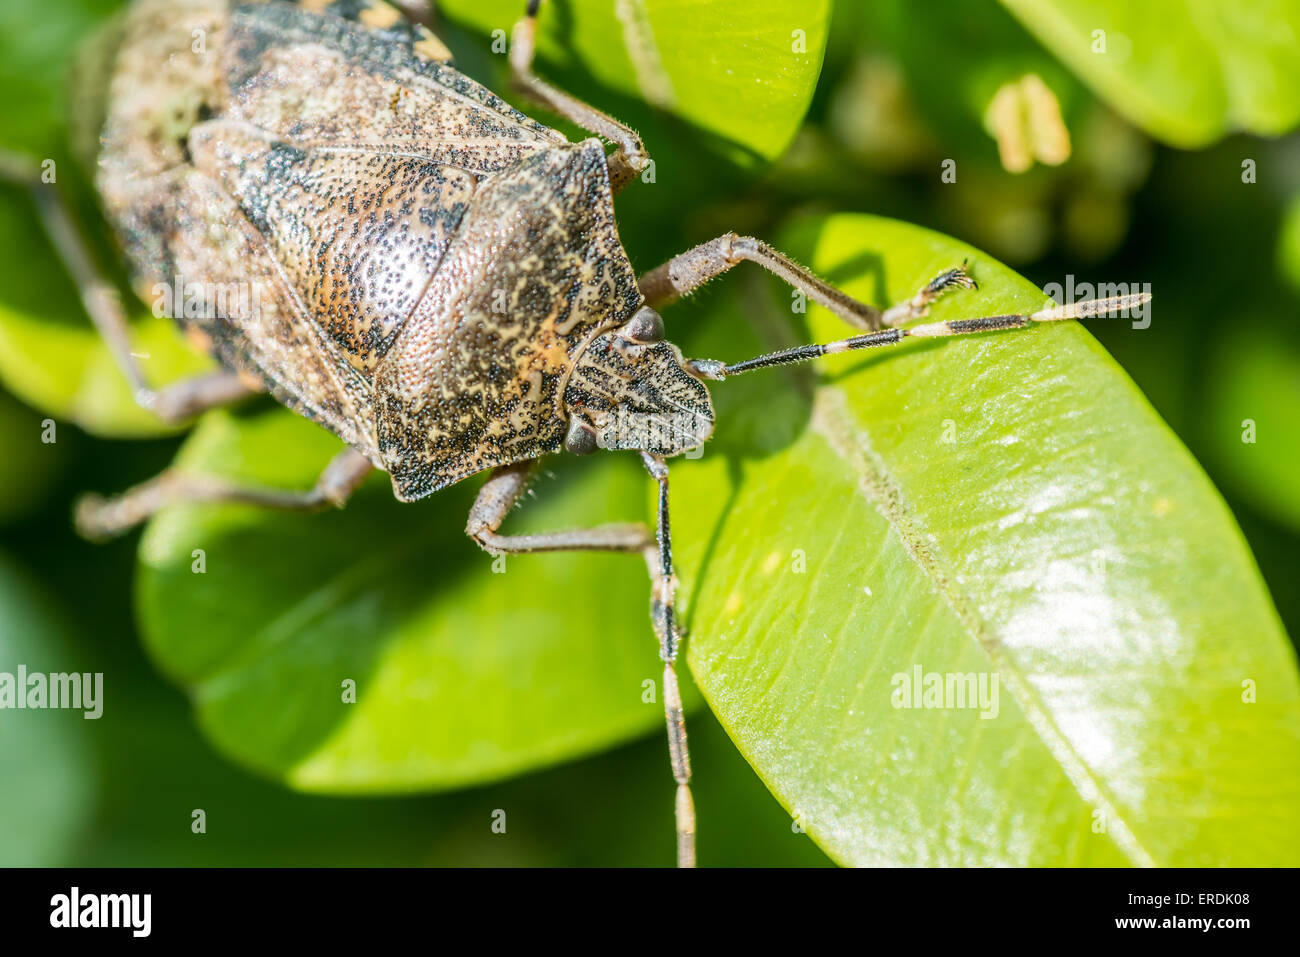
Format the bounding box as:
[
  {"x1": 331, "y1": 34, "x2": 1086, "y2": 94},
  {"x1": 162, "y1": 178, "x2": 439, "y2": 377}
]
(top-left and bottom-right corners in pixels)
[{"x1": 689, "y1": 292, "x2": 1151, "y2": 380}]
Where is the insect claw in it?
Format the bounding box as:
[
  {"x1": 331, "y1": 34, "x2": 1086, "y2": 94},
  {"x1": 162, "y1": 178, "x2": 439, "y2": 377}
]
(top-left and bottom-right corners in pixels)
[
  {"x1": 926, "y1": 263, "x2": 978, "y2": 295},
  {"x1": 879, "y1": 262, "x2": 980, "y2": 327}
]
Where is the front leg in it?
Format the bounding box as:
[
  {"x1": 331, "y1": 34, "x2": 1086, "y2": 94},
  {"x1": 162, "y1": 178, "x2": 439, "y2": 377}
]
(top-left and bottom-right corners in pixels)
[
  {"x1": 465, "y1": 460, "x2": 651, "y2": 554},
  {"x1": 465, "y1": 457, "x2": 696, "y2": 868},
  {"x1": 638, "y1": 231, "x2": 977, "y2": 331}
]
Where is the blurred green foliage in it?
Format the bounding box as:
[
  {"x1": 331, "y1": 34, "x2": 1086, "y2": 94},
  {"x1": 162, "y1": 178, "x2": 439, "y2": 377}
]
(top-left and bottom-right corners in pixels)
[{"x1": 0, "y1": 0, "x2": 1297, "y2": 866}]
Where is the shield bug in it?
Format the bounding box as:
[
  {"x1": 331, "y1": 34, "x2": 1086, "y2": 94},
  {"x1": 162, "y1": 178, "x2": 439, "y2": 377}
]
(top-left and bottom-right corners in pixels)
[{"x1": 2, "y1": 0, "x2": 1146, "y2": 867}]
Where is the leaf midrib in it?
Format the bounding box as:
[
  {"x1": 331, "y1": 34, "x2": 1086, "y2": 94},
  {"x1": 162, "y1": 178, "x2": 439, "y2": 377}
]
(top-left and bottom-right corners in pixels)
[
  {"x1": 615, "y1": 0, "x2": 677, "y2": 110},
  {"x1": 809, "y1": 383, "x2": 1158, "y2": 867}
]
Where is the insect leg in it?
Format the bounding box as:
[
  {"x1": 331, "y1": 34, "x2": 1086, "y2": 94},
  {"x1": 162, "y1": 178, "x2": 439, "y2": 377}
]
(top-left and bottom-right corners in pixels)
[
  {"x1": 639, "y1": 452, "x2": 696, "y2": 870},
  {"x1": 465, "y1": 460, "x2": 651, "y2": 553},
  {"x1": 508, "y1": 1, "x2": 650, "y2": 192},
  {"x1": 73, "y1": 447, "x2": 374, "y2": 541},
  {"x1": 639, "y1": 233, "x2": 979, "y2": 332},
  {"x1": 465, "y1": 457, "x2": 697, "y2": 868},
  {"x1": 0, "y1": 150, "x2": 258, "y2": 423},
  {"x1": 687, "y1": 293, "x2": 1152, "y2": 380},
  {"x1": 147, "y1": 371, "x2": 260, "y2": 423},
  {"x1": 880, "y1": 262, "x2": 980, "y2": 325}
]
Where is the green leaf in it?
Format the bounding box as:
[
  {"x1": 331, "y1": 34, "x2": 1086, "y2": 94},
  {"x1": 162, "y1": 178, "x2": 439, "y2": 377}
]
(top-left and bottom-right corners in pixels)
[
  {"x1": 999, "y1": 0, "x2": 1300, "y2": 146},
  {"x1": 668, "y1": 212, "x2": 1300, "y2": 866},
  {"x1": 439, "y1": 0, "x2": 831, "y2": 166},
  {"x1": 0, "y1": 551, "x2": 97, "y2": 866},
  {"x1": 136, "y1": 408, "x2": 679, "y2": 792}
]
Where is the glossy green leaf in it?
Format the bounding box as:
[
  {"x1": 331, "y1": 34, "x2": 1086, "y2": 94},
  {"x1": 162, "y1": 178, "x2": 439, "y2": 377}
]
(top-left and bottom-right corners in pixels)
[
  {"x1": 0, "y1": 551, "x2": 97, "y2": 865},
  {"x1": 439, "y1": 0, "x2": 830, "y2": 166},
  {"x1": 12, "y1": 483, "x2": 816, "y2": 866},
  {"x1": 136, "y1": 408, "x2": 681, "y2": 791},
  {"x1": 999, "y1": 0, "x2": 1300, "y2": 146},
  {"x1": 668, "y1": 212, "x2": 1300, "y2": 866}
]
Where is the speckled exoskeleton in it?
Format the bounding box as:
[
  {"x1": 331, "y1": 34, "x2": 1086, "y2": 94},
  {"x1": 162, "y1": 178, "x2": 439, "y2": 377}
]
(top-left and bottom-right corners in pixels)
[{"x1": 2, "y1": 0, "x2": 1143, "y2": 867}]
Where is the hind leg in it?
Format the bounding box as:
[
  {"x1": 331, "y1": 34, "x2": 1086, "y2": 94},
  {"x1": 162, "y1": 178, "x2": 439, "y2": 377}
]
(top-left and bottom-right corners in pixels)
[
  {"x1": 639, "y1": 231, "x2": 978, "y2": 333},
  {"x1": 466, "y1": 457, "x2": 696, "y2": 868}
]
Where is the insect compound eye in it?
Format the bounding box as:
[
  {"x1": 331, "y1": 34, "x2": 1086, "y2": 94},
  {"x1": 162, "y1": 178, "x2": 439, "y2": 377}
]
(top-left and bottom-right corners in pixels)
[
  {"x1": 618, "y1": 305, "x2": 665, "y2": 344},
  {"x1": 564, "y1": 416, "x2": 598, "y2": 456}
]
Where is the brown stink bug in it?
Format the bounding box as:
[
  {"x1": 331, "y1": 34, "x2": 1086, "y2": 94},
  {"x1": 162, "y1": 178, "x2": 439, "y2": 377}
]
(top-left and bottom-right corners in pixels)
[{"x1": 1, "y1": 0, "x2": 1146, "y2": 867}]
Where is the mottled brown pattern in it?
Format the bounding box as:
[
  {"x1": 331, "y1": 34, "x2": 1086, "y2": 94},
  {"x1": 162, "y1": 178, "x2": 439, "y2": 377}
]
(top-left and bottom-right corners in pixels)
[
  {"x1": 376, "y1": 141, "x2": 642, "y2": 498},
  {"x1": 166, "y1": 167, "x2": 378, "y2": 447},
  {"x1": 96, "y1": 0, "x2": 230, "y2": 292},
  {"x1": 93, "y1": 0, "x2": 680, "y2": 498},
  {"x1": 223, "y1": 2, "x2": 563, "y2": 169},
  {"x1": 190, "y1": 119, "x2": 476, "y2": 373}
]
